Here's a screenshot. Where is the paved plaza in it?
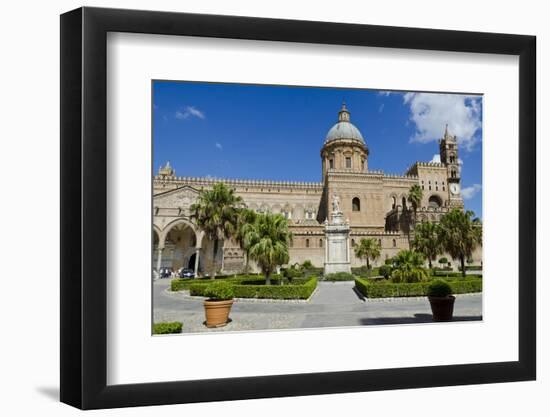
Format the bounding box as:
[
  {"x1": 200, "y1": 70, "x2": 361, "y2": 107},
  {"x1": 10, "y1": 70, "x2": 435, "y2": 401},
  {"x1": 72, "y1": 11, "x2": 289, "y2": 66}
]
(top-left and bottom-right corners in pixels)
[{"x1": 153, "y1": 279, "x2": 482, "y2": 333}]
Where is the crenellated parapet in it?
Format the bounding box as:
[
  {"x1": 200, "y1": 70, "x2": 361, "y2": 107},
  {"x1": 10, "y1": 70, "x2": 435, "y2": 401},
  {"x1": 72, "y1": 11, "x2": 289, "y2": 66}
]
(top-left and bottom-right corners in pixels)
[
  {"x1": 153, "y1": 175, "x2": 324, "y2": 191},
  {"x1": 406, "y1": 161, "x2": 446, "y2": 176}
]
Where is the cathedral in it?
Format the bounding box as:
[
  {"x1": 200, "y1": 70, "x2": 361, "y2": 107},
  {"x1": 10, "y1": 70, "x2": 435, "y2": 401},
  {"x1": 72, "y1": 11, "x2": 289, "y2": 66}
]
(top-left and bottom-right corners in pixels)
[{"x1": 153, "y1": 104, "x2": 475, "y2": 275}]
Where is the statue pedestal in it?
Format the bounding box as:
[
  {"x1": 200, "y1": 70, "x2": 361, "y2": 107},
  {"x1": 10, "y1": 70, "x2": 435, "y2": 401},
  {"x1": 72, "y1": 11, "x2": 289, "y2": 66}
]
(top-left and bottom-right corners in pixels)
[{"x1": 324, "y1": 212, "x2": 351, "y2": 275}]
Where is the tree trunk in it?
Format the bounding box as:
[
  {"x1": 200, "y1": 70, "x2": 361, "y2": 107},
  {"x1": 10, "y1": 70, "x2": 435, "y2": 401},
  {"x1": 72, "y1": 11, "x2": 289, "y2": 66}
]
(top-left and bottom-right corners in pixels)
[
  {"x1": 460, "y1": 255, "x2": 466, "y2": 277},
  {"x1": 428, "y1": 258, "x2": 433, "y2": 269},
  {"x1": 243, "y1": 251, "x2": 249, "y2": 274},
  {"x1": 265, "y1": 270, "x2": 271, "y2": 286},
  {"x1": 211, "y1": 240, "x2": 217, "y2": 279}
]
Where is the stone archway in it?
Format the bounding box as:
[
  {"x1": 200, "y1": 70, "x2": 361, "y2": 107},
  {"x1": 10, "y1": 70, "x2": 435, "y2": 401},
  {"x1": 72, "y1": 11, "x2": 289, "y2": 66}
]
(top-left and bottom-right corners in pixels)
[
  {"x1": 188, "y1": 253, "x2": 196, "y2": 270},
  {"x1": 154, "y1": 218, "x2": 205, "y2": 277}
]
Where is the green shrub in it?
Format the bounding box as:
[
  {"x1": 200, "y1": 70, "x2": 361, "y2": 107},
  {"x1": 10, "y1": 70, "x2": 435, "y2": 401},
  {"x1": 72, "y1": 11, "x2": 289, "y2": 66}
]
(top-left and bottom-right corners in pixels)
[
  {"x1": 282, "y1": 267, "x2": 304, "y2": 280},
  {"x1": 385, "y1": 258, "x2": 394, "y2": 265},
  {"x1": 351, "y1": 266, "x2": 371, "y2": 277},
  {"x1": 351, "y1": 266, "x2": 382, "y2": 277},
  {"x1": 378, "y1": 264, "x2": 392, "y2": 279},
  {"x1": 391, "y1": 268, "x2": 428, "y2": 283},
  {"x1": 204, "y1": 281, "x2": 234, "y2": 300},
  {"x1": 190, "y1": 277, "x2": 317, "y2": 300},
  {"x1": 153, "y1": 322, "x2": 183, "y2": 334},
  {"x1": 170, "y1": 278, "x2": 212, "y2": 291},
  {"x1": 301, "y1": 260, "x2": 314, "y2": 269},
  {"x1": 427, "y1": 280, "x2": 453, "y2": 297},
  {"x1": 324, "y1": 272, "x2": 356, "y2": 281},
  {"x1": 438, "y1": 257, "x2": 448, "y2": 265},
  {"x1": 355, "y1": 277, "x2": 482, "y2": 298},
  {"x1": 465, "y1": 265, "x2": 483, "y2": 271},
  {"x1": 432, "y1": 266, "x2": 453, "y2": 272},
  {"x1": 432, "y1": 271, "x2": 482, "y2": 279}
]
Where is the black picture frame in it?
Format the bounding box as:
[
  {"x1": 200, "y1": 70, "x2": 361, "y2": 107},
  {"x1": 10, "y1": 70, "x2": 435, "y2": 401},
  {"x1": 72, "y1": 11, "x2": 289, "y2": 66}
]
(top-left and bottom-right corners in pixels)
[{"x1": 60, "y1": 6, "x2": 536, "y2": 410}]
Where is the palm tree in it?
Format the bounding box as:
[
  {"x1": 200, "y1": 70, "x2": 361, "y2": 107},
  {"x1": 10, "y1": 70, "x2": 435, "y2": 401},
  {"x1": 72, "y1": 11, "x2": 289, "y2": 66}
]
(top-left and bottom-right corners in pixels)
[
  {"x1": 247, "y1": 213, "x2": 291, "y2": 285},
  {"x1": 408, "y1": 184, "x2": 423, "y2": 229},
  {"x1": 412, "y1": 221, "x2": 442, "y2": 269},
  {"x1": 234, "y1": 208, "x2": 257, "y2": 273},
  {"x1": 438, "y1": 209, "x2": 482, "y2": 277},
  {"x1": 391, "y1": 249, "x2": 428, "y2": 283},
  {"x1": 189, "y1": 182, "x2": 243, "y2": 278},
  {"x1": 354, "y1": 238, "x2": 381, "y2": 271}
]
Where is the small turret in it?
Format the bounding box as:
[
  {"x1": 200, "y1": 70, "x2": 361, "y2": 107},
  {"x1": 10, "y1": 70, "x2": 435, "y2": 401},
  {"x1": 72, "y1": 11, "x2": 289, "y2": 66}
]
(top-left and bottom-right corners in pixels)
[{"x1": 158, "y1": 161, "x2": 175, "y2": 177}]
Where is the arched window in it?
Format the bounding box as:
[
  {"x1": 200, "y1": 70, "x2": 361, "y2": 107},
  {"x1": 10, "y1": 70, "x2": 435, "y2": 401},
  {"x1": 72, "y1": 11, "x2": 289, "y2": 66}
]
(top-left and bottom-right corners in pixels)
[
  {"x1": 392, "y1": 239, "x2": 397, "y2": 247},
  {"x1": 305, "y1": 239, "x2": 310, "y2": 248},
  {"x1": 351, "y1": 239, "x2": 356, "y2": 246},
  {"x1": 402, "y1": 197, "x2": 407, "y2": 209},
  {"x1": 391, "y1": 196, "x2": 396, "y2": 209},
  {"x1": 319, "y1": 239, "x2": 323, "y2": 248},
  {"x1": 451, "y1": 169, "x2": 457, "y2": 178},
  {"x1": 352, "y1": 197, "x2": 361, "y2": 212}
]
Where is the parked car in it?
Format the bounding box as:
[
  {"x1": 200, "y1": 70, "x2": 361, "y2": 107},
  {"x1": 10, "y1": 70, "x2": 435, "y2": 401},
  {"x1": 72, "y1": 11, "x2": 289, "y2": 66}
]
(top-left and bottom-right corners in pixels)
[
  {"x1": 159, "y1": 267, "x2": 172, "y2": 279},
  {"x1": 179, "y1": 268, "x2": 195, "y2": 279}
]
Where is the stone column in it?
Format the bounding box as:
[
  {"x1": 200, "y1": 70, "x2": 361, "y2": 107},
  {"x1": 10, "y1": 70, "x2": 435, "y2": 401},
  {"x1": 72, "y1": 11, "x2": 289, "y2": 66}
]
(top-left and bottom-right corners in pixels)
[
  {"x1": 194, "y1": 248, "x2": 201, "y2": 277},
  {"x1": 156, "y1": 246, "x2": 164, "y2": 273},
  {"x1": 325, "y1": 234, "x2": 329, "y2": 263}
]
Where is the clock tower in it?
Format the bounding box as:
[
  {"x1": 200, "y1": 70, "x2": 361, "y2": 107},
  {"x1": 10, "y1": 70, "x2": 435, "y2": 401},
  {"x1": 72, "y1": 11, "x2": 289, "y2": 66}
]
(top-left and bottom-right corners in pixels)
[{"x1": 439, "y1": 125, "x2": 464, "y2": 208}]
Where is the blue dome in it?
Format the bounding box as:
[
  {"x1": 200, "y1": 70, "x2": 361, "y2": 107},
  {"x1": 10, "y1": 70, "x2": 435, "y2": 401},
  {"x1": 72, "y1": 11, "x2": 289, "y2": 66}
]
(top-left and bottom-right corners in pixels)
[{"x1": 324, "y1": 103, "x2": 365, "y2": 144}]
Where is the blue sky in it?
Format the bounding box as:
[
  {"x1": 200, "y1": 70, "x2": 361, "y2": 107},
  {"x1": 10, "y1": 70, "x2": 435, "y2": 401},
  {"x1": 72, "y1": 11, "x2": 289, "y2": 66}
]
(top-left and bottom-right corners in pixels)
[{"x1": 153, "y1": 81, "x2": 483, "y2": 219}]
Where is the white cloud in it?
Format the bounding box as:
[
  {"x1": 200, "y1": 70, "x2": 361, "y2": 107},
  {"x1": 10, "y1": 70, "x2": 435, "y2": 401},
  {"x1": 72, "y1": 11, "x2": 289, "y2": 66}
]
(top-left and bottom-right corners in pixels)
[
  {"x1": 175, "y1": 106, "x2": 205, "y2": 120},
  {"x1": 403, "y1": 93, "x2": 482, "y2": 151},
  {"x1": 378, "y1": 103, "x2": 385, "y2": 113},
  {"x1": 215, "y1": 142, "x2": 223, "y2": 150},
  {"x1": 461, "y1": 183, "x2": 482, "y2": 200},
  {"x1": 430, "y1": 154, "x2": 441, "y2": 163}
]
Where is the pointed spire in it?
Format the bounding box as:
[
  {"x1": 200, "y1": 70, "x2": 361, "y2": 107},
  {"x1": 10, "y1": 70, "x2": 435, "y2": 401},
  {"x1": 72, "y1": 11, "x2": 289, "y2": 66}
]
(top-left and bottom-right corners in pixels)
[{"x1": 443, "y1": 123, "x2": 455, "y2": 141}]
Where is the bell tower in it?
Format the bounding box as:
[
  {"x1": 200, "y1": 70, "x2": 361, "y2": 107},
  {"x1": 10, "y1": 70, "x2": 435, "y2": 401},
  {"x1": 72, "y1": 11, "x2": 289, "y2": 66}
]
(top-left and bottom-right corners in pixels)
[{"x1": 439, "y1": 125, "x2": 463, "y2": 208}]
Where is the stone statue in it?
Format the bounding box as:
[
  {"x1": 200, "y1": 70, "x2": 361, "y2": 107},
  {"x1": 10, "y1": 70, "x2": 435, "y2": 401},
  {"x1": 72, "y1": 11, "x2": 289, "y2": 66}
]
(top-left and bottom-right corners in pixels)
[{"x1": 332, "y1": 194, "x2": 341, "y2": 213}]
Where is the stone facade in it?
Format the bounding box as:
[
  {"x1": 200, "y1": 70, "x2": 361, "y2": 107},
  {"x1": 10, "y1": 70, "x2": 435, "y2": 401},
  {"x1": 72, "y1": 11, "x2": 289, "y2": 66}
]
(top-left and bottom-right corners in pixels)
[{"x1": 153, "y1": 105, "x2": 480, "y2": 275}]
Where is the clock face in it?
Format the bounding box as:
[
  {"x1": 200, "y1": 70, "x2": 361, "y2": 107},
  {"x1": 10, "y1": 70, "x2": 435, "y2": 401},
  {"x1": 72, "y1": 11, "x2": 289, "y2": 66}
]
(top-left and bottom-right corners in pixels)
[{"x1": 450, "y1": 183, "x2": 460, "y2": 195}]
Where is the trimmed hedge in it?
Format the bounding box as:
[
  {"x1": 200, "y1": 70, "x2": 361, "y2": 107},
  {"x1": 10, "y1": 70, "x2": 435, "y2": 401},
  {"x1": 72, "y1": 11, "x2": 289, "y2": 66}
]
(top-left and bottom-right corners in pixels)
[
  {"x1": 171, "y1": 274, "x2": 310, "y2": 292},
  {"x1": 431, "y1": 271, "x2": 483, "y2": 279},
  {"x1": 170, "y1": 277, "x2": 228, "y2": 291},
  {"x1": 153, "y1": 322, "x2": 183, "y2": 334},
  {"x1": 351, "y1": 266, "x2": 380, "y2": 277},
  {"x1": 190, "y1": 277, "x2": 318, "y2": 300},
  {"x1": 355, "y1": 277, "x2": 482, "y2": 298},
  {"x1": 324, "y1": 272, "x2": 356, "y2": 281}
]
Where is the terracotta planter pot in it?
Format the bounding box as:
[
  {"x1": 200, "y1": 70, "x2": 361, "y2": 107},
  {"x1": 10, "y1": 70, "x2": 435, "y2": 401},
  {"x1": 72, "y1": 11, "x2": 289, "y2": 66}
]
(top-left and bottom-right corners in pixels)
[
  {"x1": 428, "y1": 295, "x2": 456, "y2": 322},
  {"x1": 204, "y1": 299, "x2": 234, "y2": 328}
]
